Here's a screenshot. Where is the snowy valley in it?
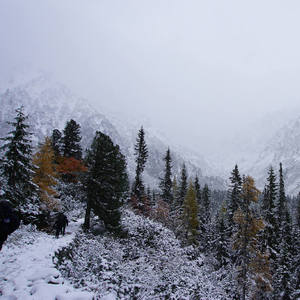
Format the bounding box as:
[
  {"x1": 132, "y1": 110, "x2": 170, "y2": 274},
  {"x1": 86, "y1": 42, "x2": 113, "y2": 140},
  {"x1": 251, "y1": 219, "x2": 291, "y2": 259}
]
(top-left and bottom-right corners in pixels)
[
  {"x1": 0, "y1": 73, "x2": 300, "y2": 300},
  {"x1": 2, "y1": 1, "x2": 300, "y2": 298}
]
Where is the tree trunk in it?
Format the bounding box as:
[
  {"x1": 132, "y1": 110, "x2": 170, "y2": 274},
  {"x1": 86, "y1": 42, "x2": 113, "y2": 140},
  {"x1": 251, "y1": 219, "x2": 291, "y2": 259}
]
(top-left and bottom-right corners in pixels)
[{"x1": 84, "y1": 199, "x2": 91, "y2": 230}]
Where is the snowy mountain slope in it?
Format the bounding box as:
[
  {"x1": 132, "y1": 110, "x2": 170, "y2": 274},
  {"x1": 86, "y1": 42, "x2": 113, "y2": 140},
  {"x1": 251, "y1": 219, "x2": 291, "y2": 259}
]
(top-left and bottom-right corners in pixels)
[
  {"x1": 0, "y1": 74, "x2": 124, "y2": 149},
  {"x1": 0, "y1": 73, "x2": 225, "y2": 190},
  {"x1": 0, "y1": 221, "x2": 94, "y2": 300},
  {"x1": 249, "y1": 116, "x2": 300, "y2": 195}
]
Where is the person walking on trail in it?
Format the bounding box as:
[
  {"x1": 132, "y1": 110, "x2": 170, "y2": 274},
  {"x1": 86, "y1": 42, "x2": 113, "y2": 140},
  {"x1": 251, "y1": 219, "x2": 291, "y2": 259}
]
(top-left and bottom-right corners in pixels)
[
  {"x1": 54, "y1": 212, "x2": 68, "y2": 238},
  {"x1": 0, "y1": 200, "x2": 20, "y2": 250}
]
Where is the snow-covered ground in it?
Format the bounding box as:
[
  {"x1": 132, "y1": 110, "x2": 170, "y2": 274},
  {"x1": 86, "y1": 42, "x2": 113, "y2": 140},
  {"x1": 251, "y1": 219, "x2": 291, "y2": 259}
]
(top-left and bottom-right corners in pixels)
[
  {"x1": 0, "y1": 220, "x2": 94, "y2": 300},
  {"x1": 54, "y1": 210, "x2": 227, "y2": 299},
  {"x1": 0, "y1": 210, "x2": 229, "y2": 299}
]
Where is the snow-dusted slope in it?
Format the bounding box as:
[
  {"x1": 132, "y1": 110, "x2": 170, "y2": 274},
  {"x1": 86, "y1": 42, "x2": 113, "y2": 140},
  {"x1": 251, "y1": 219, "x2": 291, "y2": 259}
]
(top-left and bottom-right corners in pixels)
[
  {"x1": 0, "y1": 221, "x2": 94, "y2": 300},
  {"x1": 54, "y1": 209, "x2": 227, "y2": 299},
  {"x1": 0, "y1": 73, "x2": 225, "y2": 190},
  {"x1": 249, "y1": 117, "x2": 300, "y2": 195}
]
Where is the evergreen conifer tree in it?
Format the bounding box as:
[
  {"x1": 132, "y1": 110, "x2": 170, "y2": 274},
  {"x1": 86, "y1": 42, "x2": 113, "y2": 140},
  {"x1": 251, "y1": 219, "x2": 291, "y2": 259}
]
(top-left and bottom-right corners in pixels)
[
  {"x1": 179, "y1": 164, "x2": 188, "y2": 206},
  {"x1": 202, "y1": 184, "x2": 211, "y2": 223},
  {"x1": 293, "y1": 195, "x2": 300, "y2": 298},
  {"x1": 51, "y1": 129, "x2": 62, "y2": 158},
  {"x1": 297, "y1": 193, "x2": 300, "y2": 229},
  {"x1": 213, "y1": 206, "x2": 231, "y2": 270},
  {"x1": 272, "y1": 163, "x2": 293, "y2": 299},
  {"x1": 171, "y1": 176, "x2": 179, "y2": 210},
  {"x1": 278, "y1": 163, "x2": 286, "y2": 229},
  {"x1": 0, "y1": 107, "x2": 38, "y2": 212},
  {"x1": 168, "y1": 176, "x2": 180, "y2": 231},
  {"x1": 194, "y1": 175, "x2": 202, "y2": 231},
  {"x1": 146, "y1": 186, "x2": 151, "y2": 202},
  {"x1": 273, "y1": 214, "x2": 293, "y2": 300},
  {"x1": 261, "y1": 166, "x2": 278, "y2": 256},
  {"x1": 132, "y1": 126, "x2": 148, "y2": 209},
  {"x1": 84, "y1": 131, "x2": 128, "y2": 234},
  {"x1": 173, "y1": 164, "x2": 189, "y2": 237},
  {"x1": 151, "y1": 190, "x2": 157, "y2": 207},
  {"x1": 62, "y1": 119, "x2": 82, "y2": 160},
  {"x1": 159, "y1": 148, "x2": 173, "y2": 204},
  {"x1": 198, "y1": 184, "x2": 211, "y2": 251},
  {"x1": 227, "y1": 165, "x2": 242, "y2": 237},
  {"x1": 194, "y1": 175, "x2": 201, "y2": 206}
]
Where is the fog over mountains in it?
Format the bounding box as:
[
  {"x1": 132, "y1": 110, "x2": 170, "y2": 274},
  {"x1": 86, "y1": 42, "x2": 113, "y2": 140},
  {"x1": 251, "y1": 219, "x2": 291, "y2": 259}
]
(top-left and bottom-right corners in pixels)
[
  {"x1": 249, "y1": 117, "x2": 300, "y2": 195},
  {"x1": 0, "y1": 73, "x2": 225, "y2": 191},
  {"x1": 1, "y1": 72, "x2": 300, "y2": 194}
]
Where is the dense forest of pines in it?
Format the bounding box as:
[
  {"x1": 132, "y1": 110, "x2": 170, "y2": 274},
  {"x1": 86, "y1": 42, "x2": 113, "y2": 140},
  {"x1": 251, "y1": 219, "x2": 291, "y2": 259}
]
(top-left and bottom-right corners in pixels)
[{"x1": 0, "y1": 106, "x2": 299, "y2": 299}]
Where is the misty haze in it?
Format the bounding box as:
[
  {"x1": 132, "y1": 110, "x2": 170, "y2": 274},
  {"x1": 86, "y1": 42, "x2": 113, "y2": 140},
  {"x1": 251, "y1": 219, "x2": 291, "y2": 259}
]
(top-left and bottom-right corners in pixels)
[{"x1": 0, "y1": 1, "x2": 299, "y2": 299}]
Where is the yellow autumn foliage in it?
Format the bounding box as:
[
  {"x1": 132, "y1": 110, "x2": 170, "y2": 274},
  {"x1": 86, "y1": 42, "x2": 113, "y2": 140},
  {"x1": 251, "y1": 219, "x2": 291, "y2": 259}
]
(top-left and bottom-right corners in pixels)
[
  {"x1": 183, "y1": 181, "x2": 199, "y2": 244},
  {"x1": 234, "y1": 176, "x2": 272, "y2": 299},
  {"x1": 33, "y1": 137, "x2": 60, "y2": 211}
]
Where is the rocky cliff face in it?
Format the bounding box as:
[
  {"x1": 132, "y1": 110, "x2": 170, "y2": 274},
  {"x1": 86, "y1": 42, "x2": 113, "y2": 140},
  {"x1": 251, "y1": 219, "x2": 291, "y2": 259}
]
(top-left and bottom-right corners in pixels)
[{"x1": 249, "y1": 117, "x2": 300, "y2": 195}]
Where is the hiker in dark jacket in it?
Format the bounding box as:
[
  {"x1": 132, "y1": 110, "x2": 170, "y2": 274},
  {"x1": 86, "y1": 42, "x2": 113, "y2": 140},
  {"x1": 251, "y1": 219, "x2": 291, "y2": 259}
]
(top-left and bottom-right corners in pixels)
[
  {"x1": 54, "y1": 212, "x2": 68, "y2": 238},
  {"x1": 0, "y1": 200, "x2": 20, "y2": 250}
]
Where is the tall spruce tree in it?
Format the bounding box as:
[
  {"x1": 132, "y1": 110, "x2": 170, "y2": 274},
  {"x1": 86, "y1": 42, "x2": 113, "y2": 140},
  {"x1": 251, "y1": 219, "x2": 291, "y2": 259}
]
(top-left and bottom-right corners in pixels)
[
  {"x1": 62, "y1": 119, "x2": 82, "y2": 160},
  {"x1": 132, "y1": 126, "x2": 148, "y2": 206},
  {"x1": 202, "y1": 184, "x2": 211, "y2": 224},
  {"x1": 171, "y1": 176, "x2": 179, "y2": 209},
  {"x1": 168, "y1": 176, "x2": 180, "y2": 231},
  {"x1": 227, "y1": 165, "x2": 242, "y2": 237},
  {"x1": 146, "y1": 186, "x2": 151, "y2": 202},
  {"x1": 297, "y1": 193, "x2": 300, "y2": 229},
  {"x1": 0, "y1": 107, "x2": 38, "y2": 211},
  {"x1": 179, "y1": 164, "x2": 188, "y2": 206},
  {"x1": 159, "y1": 148, "x2": 173, "y2": 204},
  {"x1": 194, "y1": 175, "x2": 201, "y2": 205},
  {"x1": 293, "y1": 194, "x2": 300, "y2": 298},
  {"x1": 277, "y1": 163, "x2": 288, "y2": 231},
  {"x1": 273, "y1": 215, "x2": 293, "y2": 300},
  {"x1": 51, "y1": 129, "x2": 62, "y2": 160},
  {"x1": 261, "y1": 166, "x2": 278, "y2": 256},
  {"x1": 84, "y1": 131, "x2": 128, "y2": 234},
  {"x1": 152, "y1": 190, "x2": 156, "y2": 207},
  {"x1": 273, "y1": 163, "x2": 293, "y2": 299},
  {"x1": 199, "y1": 184, "x2": 211, "y2": 251},
  {"x1": 213, "y1": 206, "x2": 231, "y2": 270}
]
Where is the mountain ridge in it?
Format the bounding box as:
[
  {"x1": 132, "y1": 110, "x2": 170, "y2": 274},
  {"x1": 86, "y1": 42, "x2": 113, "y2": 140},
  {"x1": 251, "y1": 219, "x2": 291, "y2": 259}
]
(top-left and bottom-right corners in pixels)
[{"x1": 0, "y1": 73, "x2": 225, "y2": 191}]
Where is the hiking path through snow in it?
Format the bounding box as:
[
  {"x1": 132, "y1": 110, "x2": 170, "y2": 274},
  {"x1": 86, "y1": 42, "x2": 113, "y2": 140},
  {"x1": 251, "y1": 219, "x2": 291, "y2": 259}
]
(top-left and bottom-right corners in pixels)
[{"x1": 0, "y1": 220, "x2": 94, "y2": 300}]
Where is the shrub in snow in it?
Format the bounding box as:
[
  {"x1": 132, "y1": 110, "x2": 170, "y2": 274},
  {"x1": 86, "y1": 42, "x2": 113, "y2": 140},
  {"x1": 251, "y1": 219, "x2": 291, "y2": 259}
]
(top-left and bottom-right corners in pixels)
[
  {"x1": 57, "y1": 181, "x2": 86, "y2": 220},
  {"x1": 3, "y1": 223, "x2": 40, "y2": 249},
  {"x1": 54, "y1": 209, "x2": 228, "y2": 299}
]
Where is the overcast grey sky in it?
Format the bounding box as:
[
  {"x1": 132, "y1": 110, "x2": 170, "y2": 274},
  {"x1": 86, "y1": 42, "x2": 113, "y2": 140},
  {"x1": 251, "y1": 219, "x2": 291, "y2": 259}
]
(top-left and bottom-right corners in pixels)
[{"x1": 1, "y1": 0, "x2": 300, "y2": 155}]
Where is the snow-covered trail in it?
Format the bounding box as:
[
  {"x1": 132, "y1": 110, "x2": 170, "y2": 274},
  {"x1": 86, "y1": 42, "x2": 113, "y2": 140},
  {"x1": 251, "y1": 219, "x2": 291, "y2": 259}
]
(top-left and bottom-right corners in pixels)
[{"x1": 0, "y1": 220, "x2": 94, "y2": 300}]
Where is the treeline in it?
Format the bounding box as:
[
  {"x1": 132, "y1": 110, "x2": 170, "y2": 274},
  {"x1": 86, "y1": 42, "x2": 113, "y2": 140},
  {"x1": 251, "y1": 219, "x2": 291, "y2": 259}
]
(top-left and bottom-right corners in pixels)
[
  {"x1": 0, "y1": 107, "x2": 299, "y2": 299},
  {"x1": 0, "y1": 107, "x2": 128, "y2": 233},
  {"x1": 130, "y1": 128, "x2": 300, "y2": 300}
]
